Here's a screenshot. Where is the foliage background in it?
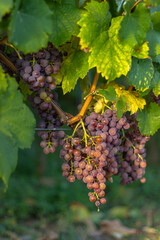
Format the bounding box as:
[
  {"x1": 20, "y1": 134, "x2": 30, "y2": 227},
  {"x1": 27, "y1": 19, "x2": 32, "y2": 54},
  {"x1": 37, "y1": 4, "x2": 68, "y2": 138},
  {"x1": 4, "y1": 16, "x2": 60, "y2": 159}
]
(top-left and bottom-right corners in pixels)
[{"x1": 1, "y1": 0, "x2": 160, "y2": 239}]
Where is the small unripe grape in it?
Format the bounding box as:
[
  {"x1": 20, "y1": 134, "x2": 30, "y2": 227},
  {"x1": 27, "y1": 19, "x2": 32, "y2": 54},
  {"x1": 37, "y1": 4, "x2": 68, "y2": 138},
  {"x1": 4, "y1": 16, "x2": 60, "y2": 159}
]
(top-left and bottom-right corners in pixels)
[
  {"x1": 45, "y1": 96, "x2": 51, "y2": 103},
  {"x1": 40, "y1": 91, "x2": 47, "y2": 100}
]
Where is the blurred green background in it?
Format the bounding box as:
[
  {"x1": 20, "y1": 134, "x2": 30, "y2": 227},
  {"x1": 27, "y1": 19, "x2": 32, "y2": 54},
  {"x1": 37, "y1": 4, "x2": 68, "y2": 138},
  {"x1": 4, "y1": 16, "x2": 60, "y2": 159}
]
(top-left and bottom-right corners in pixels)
[{"x1": 0, "y1": 84, "x2": 160, "y2": 240}]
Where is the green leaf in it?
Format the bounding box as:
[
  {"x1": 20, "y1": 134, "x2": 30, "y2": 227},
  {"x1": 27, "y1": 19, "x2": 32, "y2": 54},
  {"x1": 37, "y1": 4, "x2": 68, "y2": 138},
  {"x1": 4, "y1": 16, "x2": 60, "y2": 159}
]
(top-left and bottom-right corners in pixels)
[
  {"x1": 0, "y1": 132, "x2": 18, "y2": 187},
  {"x1": 0, "y1": 71, "x2": 35, "y2": 186},
  {"x1": 153, "y1": 54, "x2": 160, "y2": 63},
  {"x1": 119, "y1": 3, "x2": 151, "y2": 47},
  {"x1": 128, "y1": 58, "x2": 154, "y2": 91},
  {"x1": 144, "y1": 0, "x2": 160, "y2": 6},
  {"x1": 80, "y1": 75, "x2": 90, "y2": 94},
  {"x1": 97, "y1": 86, "x2": 117, "y2": 102},
  {"x1": 89, "y1": 16, "x2": 133, "y2": 80},
  {"x1": 9, "y1": 0, "x2": 52, "y2": 53},
  {"x1": 151, "y1": 70, "x2": 160, "y2": 96},
  {"x1": 49, "y1": 2, "x2": 82, "y2": 47},
  {"x1": 0, "y1": 74, "x2": 36, "y2": 149},
  {"x1": 0, "y1": 65, "x2": 8, "y2": 93},
  {"x1": 147, "y1": 29, "x2": 160, "y2": 58},
  {"x1": 19, "y1": 79, "x2": 32, "y2": 101},
  {"x1": 152, "y1": 11, "x2": 160, "y2": 31},
  {"x1": 138, "y1": 102, "x2": 160, "y2": 135},
  {"x1": 108, "y1": 0, "x2": 118, "y2": 17},
  {"x1": 61, "y1": 50, "x2": 90, "y2": 94},
  {"x1": 123, "y1": 0, "x2": 136, "y2": 12},
  {"x1": 146, "y1": 11, "x2": 160, "y2": 58},
  {"x1": 116, "y1": 96, "x2": 127, "y2": 119},
  {"x1": 78, "y1": 1, "x2": 111, "y2": 50},
  {"x1": 0, "y1": 0, "x2": 13, "y2": 21},
  {"x1": 113, "y1": 83, "x2": 146, "y2": 114}
]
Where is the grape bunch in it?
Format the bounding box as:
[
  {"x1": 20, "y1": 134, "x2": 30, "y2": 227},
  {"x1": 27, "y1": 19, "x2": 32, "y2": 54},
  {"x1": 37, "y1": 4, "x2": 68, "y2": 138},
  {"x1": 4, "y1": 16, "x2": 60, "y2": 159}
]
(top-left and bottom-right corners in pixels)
[
  {"x1": 118, "y1": 114, "x2": 149, "y2": 185},
  {"x1": 13, "y1": 43, "x2": 65, "y2": 154},
  {"x1": 150, "y1": 91, "x2": 160, "y2": 105},
  {"x1": 60, "y1": 107, "x2": 149, "y2": 209}
]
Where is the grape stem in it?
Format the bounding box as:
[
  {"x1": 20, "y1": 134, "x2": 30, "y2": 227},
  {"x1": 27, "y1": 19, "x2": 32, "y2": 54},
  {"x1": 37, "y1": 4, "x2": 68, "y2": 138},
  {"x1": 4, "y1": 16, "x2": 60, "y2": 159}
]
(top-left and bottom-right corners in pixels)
[
  {"x1": 67, "y1": 70, "x2": 100, "y2": 125},
  {"x1": 0, "y1": 51, "x2": 17, "y2": 73}
]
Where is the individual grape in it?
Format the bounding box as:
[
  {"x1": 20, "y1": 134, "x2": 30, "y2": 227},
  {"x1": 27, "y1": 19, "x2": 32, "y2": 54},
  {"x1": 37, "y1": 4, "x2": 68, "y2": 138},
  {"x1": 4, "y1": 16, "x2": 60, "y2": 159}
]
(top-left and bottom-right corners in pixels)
[
  {"x1": 33, "y1": 63, "x2": 41, "y2": 71},
  {"x1": 53, "y1": 64, "x2": 61, "y2": 73},
  {"x1": 43, "y1": 147, "x2": 50, "y2": 154},
  {"x1": 34, "y1": 96, "x2": 41, "y2": 104},
  {"x1": 89, "y1": 195, "x2": 96, "y2": 202},
  {"x1": 37, "y1": 76, "x2": 44, "y2": 83},
  {"x1": 63, "y1": 171, "x2": 69, "y2": 177},
  {"x1": 79, "y1": 161, "x2": 86, "y2": 169},
  {"x1": 83, "y1": 169, "x2": 89, "y2": 177},
  {"x1": 58, "y1": 131, "x2": 65, "y2": 138},
  {"x1": 99, "y1": 183, "x2": 106, "y2": 190},
  {"x1": 86, "y1": 175, "x2": 94, "y2": 183},
  {"x1": 98, "y1": 190, "x2": 105, "y2": 198},
  {"x1": 62, "y1": 163, "x2": 70, "y2": 171},
  {"x1": 109, "y1": 127, "x2": 116, "y2": 136},
  {"x1": 100, "y1": 198, "x2": 106, "y2": 204},
  {"x1": 40, "y1": 59, "x2": 48, "y2": 67},
  {"x1": 28, "y1": 76, "x2": 36, "y2": 84},
  {"x1": 72, "y1": 138, "x2": 80, "y2": 146},
  {"x1": 87, "y1": 183, "x2": 93, "y2": 189},
  {"x1": 67, "y1": 175, "x2": 75, "y2": 182},
  {"x1": 75, "y1": 168, "x2": 83, "y2": 175},
  {"x1": 40, "y1": 141, "x2": 47, "y2": 148},
  {"x1": 46, "y1": 76, "x2": 53, "y2": 83},
  {"x1": 40, "y1": 102, "x2": 49, "y2": 110},
  {"x1": 95, "y1": 201, "x2": 101, "y2": 208},
  {"x1": 92, "y1": 182, "x2": 99, "y2": 189},
  {"x1": 24, "y1": 66, "x2": 32, "y2": 73},
  {"x1": 22, "y1": 60, "x2": 30, "y2": 68},
  {"x1": 23, "y1": 73, "x2": 30, "y2": 81},
  {"x1": 45, "y1": 65, "x2": 53, "y2": 75},
  {"x1": 32, "y1": 70, "x2": 40, "y2": 78},
  {"x1": 85, "y1": 164, "x2": 93, "y2": 171},
  {"x1": 45, "y1": 97, "x2": 51, "y2": 103}
]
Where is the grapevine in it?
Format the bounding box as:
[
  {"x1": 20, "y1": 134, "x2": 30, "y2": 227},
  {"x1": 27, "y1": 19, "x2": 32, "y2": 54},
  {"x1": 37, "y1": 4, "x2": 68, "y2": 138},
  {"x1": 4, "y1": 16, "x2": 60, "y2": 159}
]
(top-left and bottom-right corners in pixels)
[{"x1": 0, "y1": 0, "x2": 160, "y2": 211}]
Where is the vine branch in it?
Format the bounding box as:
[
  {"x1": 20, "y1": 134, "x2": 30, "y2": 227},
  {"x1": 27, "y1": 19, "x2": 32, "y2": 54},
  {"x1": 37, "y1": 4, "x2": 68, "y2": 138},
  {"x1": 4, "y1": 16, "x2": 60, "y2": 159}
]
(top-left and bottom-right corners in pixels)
[
  {"x1": 67, "y1": 70, "x2": 100, "y2": 125},
  {"x1": 50, "y1": 99, "x2": 73, "y2": 125},
  {"x1": 0, "y1": 51, "x2": 17, "y2": 73},
  {"x1": 131, "y1": 0, "x2": 142, "y2": 12}
]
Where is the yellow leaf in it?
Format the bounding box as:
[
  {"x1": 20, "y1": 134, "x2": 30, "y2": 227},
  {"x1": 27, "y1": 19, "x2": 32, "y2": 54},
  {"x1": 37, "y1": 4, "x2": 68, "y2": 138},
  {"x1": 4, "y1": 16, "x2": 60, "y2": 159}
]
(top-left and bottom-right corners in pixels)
[
  {"x1": 133, "y1": 41, "x2": 149, "y2": 59},
  {"x1": 113, "y1": 84, "x2": 146, "y2": 114},
  {"x1": 94, "y1": 98, "x2": 108, "y2": 114}
]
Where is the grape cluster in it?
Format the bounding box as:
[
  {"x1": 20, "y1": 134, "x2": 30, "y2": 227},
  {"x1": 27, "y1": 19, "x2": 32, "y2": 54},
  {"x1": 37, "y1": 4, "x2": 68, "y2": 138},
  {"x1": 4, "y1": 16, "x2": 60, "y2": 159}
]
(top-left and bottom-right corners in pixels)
[
  {"x1": 60, "y1": 108, "x2": 149, "y2": 209},
  {"x1": 118, "y1": 114, "x2": 149, "y2": 185},
  {"x1": 14, "y1": 44, "x2": 64, "y2": 154},
  {"x1": 150, "y1": 91, "x2": 160, "y2": 105}
]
